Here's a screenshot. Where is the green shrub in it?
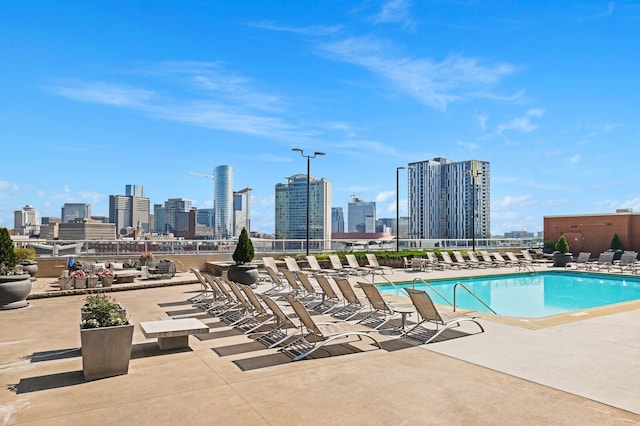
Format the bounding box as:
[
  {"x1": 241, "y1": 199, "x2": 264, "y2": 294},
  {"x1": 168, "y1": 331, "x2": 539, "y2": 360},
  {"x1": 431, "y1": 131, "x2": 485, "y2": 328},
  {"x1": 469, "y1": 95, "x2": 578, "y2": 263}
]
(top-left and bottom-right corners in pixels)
[
  {"x1": 554, "y1": 235, "x2": 570, "y2": 254},
  {"x1": 610, "y1": 233, "x2": 623, "y2": 251},
  {"x1": 232, "y1": 227, "x2": 254, "y2": 264},
  {"x1": 0, "y1": 227, "x2": 17, "y2": 274},
  {"x1": 14, "y1": 247, "x2": 36, "y2": 263}
]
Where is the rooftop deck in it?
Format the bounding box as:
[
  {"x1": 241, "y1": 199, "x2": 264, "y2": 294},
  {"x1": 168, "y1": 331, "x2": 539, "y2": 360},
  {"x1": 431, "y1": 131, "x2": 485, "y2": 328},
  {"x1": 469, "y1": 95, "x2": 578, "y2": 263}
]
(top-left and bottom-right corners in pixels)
[{"x1": 1, "y1": 266, "x2": 639, "y2": 424}]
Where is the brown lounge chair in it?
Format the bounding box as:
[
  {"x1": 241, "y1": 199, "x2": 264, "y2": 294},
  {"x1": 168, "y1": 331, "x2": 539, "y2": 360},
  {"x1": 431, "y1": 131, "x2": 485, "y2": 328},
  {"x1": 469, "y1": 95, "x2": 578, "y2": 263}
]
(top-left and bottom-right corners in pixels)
[
  {"x1": 403, "y1": 288, "x2": 484, "y2": 344},
  {"x1": 280, "y1": 296, "x2": 381, "y2": 361}
]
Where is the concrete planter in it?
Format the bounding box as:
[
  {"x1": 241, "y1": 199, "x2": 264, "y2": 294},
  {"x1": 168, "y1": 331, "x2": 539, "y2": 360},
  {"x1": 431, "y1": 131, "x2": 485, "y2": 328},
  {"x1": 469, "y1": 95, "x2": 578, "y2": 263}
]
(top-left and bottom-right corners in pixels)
[
  {"x1": 59, "y1": 276, "x2": 74, "y2": 290},
  {"x1": 552, "y1": 252, "x2": 573, "y2": 267},
  {"x1": 227, "y1": 264, "x2": 259, "y2": 285},
  {"x1": 80, "y1": 323, "x2": 134, "y2": 381},
  {"x1": 0, "y1": 274, "x2": 33, "y2": 310},
  {"x1": 100, "y1": 276, "x2": 115, "y2": 287},
  {"x1": 20, "y1": 262, "x2": 38, "y2": 278}
]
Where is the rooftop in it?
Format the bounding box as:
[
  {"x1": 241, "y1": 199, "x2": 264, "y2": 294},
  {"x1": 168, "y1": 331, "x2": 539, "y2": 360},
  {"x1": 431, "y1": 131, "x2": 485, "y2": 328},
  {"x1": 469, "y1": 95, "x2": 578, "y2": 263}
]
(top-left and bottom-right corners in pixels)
[{"x1": 1, "y1": 266, "x2": 639, "y2": 424}]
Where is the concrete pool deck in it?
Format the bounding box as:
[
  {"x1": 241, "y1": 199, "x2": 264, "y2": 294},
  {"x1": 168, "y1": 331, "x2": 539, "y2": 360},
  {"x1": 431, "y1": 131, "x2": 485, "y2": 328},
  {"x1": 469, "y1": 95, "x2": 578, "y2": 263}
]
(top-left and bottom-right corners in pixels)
[{"x1": 1, "y1": 265, "x2": 639, "y2": 424}]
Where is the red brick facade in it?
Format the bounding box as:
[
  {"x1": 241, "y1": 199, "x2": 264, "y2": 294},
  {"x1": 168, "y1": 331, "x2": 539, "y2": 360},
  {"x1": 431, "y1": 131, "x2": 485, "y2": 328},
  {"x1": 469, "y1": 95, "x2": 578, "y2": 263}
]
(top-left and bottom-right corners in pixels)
[{"x1": 544, "y1": 212, "x2": 640, "y2": 255}]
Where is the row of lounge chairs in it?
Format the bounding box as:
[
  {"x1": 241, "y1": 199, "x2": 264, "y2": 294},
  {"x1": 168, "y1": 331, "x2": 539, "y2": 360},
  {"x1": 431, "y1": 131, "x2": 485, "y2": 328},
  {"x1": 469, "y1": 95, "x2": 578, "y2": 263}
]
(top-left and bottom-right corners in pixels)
[
  {"x1": 573, "y1": 251, "x2": 639, "y2": 273},
  {"x1": 190, "y1": 267, "x2": 484, "y2": 361},
  {"x1": 404, "y1": 249, "x2": 547, "y2": 271}
]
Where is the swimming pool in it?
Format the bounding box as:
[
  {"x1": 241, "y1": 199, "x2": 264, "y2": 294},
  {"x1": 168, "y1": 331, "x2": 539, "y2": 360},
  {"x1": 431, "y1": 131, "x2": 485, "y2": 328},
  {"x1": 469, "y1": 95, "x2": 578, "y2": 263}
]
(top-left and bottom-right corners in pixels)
[{"x1": 378, "y1": 272, "x2": 640, "y2": 318}]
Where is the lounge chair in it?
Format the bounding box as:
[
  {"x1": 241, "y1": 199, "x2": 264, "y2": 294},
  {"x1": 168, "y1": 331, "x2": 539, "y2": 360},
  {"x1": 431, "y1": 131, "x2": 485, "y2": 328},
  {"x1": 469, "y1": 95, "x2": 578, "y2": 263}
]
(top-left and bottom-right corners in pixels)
[
  {"x1": 292, "y1": 270, "x2": 325, "y2": 306},
  {"x1": 403, "y1": 289, "x2": 485, "y2": 344},
  {"x1": 440, "y1": 251, "x2": 462, "y2": 269},
  {"x1": 356, "y1": 282, "x2": 402, "y2": 330},
  {"x1": 263, "y1": 266, "x2": 287, "y2": 296},
  {"x1": 305, "y1": 255, "x2": 337, "y2": 275},
  {"x1": 332, "y1": 277, "x2": 368, "y2": 320},
  {"x1": 189, "y1": 269, "x2": 217, "y2": 305},
  {"x1": 280, "y1": 268, "x2": 306, "y2": 300},
  {"x1": 280, "y1": 296, "x2": 381, "y2": 361},
  {"x1": 255, "y1": 294, "x2": 300, "y2": 348},
  {"x1": 452, "y1": 251, "x2": 477, "y2": 269},
  {"x1": 237, "y1": 285, "x2": 276, "y2": 333},
  {"x1": 364, "y1": 253, "x2": 394, "y2": 274},
  {"x1": 467, "y1": 251, "x2": 490, "y2": 268},
  {"x1": 426, "y1": 251, "x2": 448, "y2": 270},
  {"x1": 572, "y1": 252, "x2": 592, "y2": 270},
  {"x1": 411, "y1": 257, "x2": 426, "y2": 271},
  {"x1": 520, "y1": 249, "x2": 548, "y2": 266},
  {"x1": 609, "y1": 252, "x2": 638, "y2": 273},
  {"x1": 328, "y1": 254, "x2": 351, "y2": 276},
  {"x1": 489, "y1": 252, "x2": 513, "y2": 267},
  {"x1": 284, "y1": 256, "x2": 303, "y2": 273},
  {"x1": 504, "y1": 252, "x2": 529, "y2": 269},
  {"x1": 313, "y1": 274, "x2": 342, "y2": 313},
  {"x1": 345, "y1": 254, "x2": 374, "y2": 275},
  {"x1": 479, "y1": 251, "x2": 500, "y2": 267},
  {"x1": 587, "y1": 252, "x2": 615, "y2": 271}
]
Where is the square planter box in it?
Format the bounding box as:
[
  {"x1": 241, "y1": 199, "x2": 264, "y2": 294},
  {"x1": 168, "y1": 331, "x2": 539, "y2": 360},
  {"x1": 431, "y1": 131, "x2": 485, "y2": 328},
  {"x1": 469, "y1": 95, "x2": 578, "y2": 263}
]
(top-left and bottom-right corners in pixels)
[{"x1": 80, "y1": 324, "x2": 134, "y2": 381}]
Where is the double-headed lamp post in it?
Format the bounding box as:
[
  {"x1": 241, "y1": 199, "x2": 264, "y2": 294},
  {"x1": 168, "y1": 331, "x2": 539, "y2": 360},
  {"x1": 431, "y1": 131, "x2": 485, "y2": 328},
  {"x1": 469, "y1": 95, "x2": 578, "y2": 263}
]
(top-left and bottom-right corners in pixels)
[
  {"x1": 468, "y1": 161, "x2": 483, "y2": 253},
  {"x1": 396, "y1": 166, "x2": 405, "y2": 252},
  {"x1": 292, "y1": 148, "x2": 325, "y2": 255}
]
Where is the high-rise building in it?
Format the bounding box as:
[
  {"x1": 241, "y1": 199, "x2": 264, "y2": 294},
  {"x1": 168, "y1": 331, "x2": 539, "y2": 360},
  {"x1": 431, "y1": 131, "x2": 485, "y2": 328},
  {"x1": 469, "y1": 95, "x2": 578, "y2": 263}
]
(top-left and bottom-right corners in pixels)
[
  {"x1": 214, "y1": 165, "x2": 233, "y2": 239},
  {"x1": 331, "y1": 207, "x2": 344, "y2": 233},
  {"x1": 61, "y1": 203, "x2": 91, "y2": 223},
  {"x1": 14, "y1": 205, "x2": 39, "y2": 236},
  {"x1": 153, "y1": 204, "x2": 166, "y2": 234},
  {"x1": 164, "y1": 198, "x2": 192, "y2": 235},
  {"x1": 275, "y1": 174, "x2": 331, "y2": 245},
  {"x1": 233, "y1": 187, "x2": 251, "y2": 236},
  {"x1": 348, "y1": 197, "x2": 376, "y2": 233},
  {"x1": 109, "y1": 184, "x2": 151, "y2": 237},
  {"x1": 408, "y1": 157, "x2": 490, "y2": 240},
  {"x1": 125, "y1": 184, "x2": 144, "y2": 197}
]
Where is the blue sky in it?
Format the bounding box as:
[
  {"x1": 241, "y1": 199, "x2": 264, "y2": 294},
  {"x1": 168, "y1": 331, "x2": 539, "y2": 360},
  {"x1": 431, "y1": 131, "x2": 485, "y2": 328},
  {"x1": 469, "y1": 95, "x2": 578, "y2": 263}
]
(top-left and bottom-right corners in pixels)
[{"x1": 1, "y1": 1, "x2": 638, "y2": 236}]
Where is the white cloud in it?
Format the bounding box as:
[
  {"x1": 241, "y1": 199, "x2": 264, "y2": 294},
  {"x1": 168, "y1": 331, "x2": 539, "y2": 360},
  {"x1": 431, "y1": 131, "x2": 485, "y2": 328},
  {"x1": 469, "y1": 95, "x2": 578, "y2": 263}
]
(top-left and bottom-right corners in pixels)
[
  {"x1": 473, "y1": 111, "x2": 488, "y2": 131},
  {"x1": 603, "y1": 123, "x2": 621, "y2": 131},
  {"x1": 457, "y1": 140, "x2": 478, "y2": 150},
  {"x1": 372, "y1": 0, "x2": 415, "y2": 29},
  {"x1": 496, "y1": 116, "x2": 537, "y2": 135},
  {"x1": 318, "y1": 36, "x2": 518, "y2": 110},
  {"x1": 568, "y1": 154, "x2": 581, "y2": 164},
  {"x1": 247, "y1": 21, "x2": 342, "y2": 36},
  {"x1": 48, "y1": 81, "x2": 153, "y2": 107},
  {"x1": 375, "y1": 191, "x2": 395, "y2": 202},
  {"x1": 527, "y1": 108, "x2": 545, "y2": 117},
  {"x1": 0, "y1": 181, "x2": 19, "y2": 191}
]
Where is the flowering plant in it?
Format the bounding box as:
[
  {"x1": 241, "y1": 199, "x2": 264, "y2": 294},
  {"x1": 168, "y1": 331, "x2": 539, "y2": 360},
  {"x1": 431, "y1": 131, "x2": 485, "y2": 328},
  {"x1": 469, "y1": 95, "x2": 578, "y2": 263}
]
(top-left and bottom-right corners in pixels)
[
  {"x1": 141, "y1": 252, "x2": 154, "y2": 259},
  {"x1": 80, "y1": 294, "x2": 129, "y2": 329},
  {"x1": 97, "y1": 268, "x2": 115, "y2": 277},
  {"x1": 70, "y1": 270, "x2": 87, "y2": 278}
]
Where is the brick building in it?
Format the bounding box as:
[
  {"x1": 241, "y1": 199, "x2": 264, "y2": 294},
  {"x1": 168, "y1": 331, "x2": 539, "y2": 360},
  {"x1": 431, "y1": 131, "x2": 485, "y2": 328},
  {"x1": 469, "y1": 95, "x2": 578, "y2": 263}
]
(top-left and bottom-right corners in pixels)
[{"x1": 544, "y1": 210, "x2": 640, "y2": 256}]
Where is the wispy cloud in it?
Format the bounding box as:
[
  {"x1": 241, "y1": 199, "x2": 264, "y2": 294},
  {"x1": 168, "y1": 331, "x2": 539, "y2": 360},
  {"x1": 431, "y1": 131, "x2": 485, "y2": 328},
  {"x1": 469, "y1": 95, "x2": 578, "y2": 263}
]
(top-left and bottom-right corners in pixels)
[
  {"x1": 46, "y1": 63, "x2": 317, "y2": 145},
  {"x1": 527, "y1": 108, "x2": 545, "y2": 117},
  {"x1": 372, "y1": 0, "x2": 415, "y2": 29},
  {"x1": 318, "y1": 36, "x2": 518, "y2": 110},
  {"x1": 568, "y1": 154, "x2": 581, "y2": 164},
  {"x1": 603, "y1": 122, "x2": 621, "y2": 131},
  {"x1": 496, "y1": 116, "x2": 537, "y2": 135},
  {"x1": 47, "y1": 81, "x2": 153, "y2": 107},
  {"x1": 247, "y1": 21, "x2": 342, "y2": 36},
  {"x1": 473, "y1": 111, "x2": 489, "y2": 131},
  {"x1": 577, "y1": 2, "x2": 614, "y2": 22},
  {"x1": 457, "y1": 140, "x2": 478, "y2": 150},
  {"x1": 0, "y1": 181, "x2": 19, "y2": 191}
]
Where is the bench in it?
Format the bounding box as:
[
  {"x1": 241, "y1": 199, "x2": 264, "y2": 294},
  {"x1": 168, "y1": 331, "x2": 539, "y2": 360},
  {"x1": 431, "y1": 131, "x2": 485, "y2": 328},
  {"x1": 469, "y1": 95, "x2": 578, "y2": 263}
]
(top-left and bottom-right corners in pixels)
[
  {"x1": 114, "y1": 270, "x2": 142, "y2": 283},
  {"x1": 139, "y1": 318, "x2": 209, "y2": 350}
]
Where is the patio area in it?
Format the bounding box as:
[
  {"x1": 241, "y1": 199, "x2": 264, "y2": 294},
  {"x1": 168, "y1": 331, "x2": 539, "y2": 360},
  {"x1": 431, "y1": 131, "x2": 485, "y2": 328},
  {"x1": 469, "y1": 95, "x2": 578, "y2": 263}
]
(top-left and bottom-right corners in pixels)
[{"x1": 1, "y1": 266, "x2": 639, "y2": 424}]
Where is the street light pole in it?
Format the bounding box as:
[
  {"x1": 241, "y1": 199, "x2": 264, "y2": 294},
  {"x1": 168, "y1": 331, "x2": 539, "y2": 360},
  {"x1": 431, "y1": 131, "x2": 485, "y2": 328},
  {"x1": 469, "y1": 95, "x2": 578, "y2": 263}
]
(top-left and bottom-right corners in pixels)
[
  {"x1": 292, "y1": 148, "x2": 325, "y2": 255},
  {"x1": 396, "y1": 166, "x2": 405, "y2": 252}
]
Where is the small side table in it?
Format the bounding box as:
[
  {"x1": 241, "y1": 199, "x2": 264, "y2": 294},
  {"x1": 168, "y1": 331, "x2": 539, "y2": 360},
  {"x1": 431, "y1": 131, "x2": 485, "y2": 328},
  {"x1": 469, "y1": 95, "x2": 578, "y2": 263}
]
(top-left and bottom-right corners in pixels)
[{"x1": 381, "y1": 305, "x2": 415, "y2": 335}]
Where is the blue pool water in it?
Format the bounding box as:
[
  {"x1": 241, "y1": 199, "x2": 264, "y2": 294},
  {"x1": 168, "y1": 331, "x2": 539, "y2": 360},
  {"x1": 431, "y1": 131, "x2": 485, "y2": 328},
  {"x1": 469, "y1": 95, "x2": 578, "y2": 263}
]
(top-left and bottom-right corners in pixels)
[{"x1": 378, "y1": 272, "x2": 640, "y2": 318}]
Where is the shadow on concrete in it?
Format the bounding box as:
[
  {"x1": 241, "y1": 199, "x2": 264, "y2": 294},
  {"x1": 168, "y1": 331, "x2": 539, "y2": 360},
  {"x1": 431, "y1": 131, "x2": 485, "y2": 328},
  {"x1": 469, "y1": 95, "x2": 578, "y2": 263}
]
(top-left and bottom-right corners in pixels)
[
  {"x1": 8, "y1": 371, "x2": 85, "y2": 394},
  {"x1": 130, "y1": 342, "x2": 192, "y2": 359},
  {"x1": 27, "y1": 348, "x2": 81, "y2": 363}
]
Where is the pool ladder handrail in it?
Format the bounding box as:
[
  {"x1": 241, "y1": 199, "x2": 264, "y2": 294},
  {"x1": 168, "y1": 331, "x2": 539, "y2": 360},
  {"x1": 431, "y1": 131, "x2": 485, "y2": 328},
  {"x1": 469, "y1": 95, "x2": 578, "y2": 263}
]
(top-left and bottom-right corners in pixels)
[{"x1": 453, "y1": 282, "x2": 498, "y2": 315}]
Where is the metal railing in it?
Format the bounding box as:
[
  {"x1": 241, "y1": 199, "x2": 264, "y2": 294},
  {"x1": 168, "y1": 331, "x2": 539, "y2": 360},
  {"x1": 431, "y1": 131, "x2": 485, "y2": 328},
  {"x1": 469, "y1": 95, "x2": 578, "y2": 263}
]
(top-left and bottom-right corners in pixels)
[
  {"x1": 453, "y1": 282, "x2": 497, "y2": 315},
  {"x1": 19, "y1": 237, "x2": 543, "y2": 258}
]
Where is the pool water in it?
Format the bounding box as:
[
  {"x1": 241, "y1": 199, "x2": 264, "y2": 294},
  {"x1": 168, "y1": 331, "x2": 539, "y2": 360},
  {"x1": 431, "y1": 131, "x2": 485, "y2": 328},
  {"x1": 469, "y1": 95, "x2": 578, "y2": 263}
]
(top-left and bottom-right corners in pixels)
[{"x1": 378, "y1": 272, "x2": 640, "y2": 318}]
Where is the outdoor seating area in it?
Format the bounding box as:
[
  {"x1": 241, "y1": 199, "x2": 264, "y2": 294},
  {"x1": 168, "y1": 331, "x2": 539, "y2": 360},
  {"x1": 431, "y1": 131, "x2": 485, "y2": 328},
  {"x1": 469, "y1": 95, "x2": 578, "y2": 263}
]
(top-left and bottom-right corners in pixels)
[{"x1": 2, "y1": 252, "x2": 640, "y2": 424}]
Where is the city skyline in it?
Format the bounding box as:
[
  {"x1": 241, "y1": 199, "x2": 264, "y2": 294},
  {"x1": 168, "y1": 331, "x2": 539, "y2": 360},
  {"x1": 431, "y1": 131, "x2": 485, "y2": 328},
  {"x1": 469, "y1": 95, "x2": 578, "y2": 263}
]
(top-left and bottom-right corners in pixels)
[{"x1": 2, "y1": 2, "x2": 639, "y2": 235}]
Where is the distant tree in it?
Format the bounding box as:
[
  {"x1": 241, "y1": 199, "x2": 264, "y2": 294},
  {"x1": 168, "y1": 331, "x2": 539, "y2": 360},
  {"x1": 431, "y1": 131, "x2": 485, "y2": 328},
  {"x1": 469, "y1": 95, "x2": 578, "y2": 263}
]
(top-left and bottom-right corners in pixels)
[
  {"x1": 554, "y1": 235, "x2": 570, "y2": 254},
  {"x1": 610, "y1": 233, "x2": 623, "y2": 251},
  {"x1": 232, "y1": 227, "x2": 254, "y2": 265}
]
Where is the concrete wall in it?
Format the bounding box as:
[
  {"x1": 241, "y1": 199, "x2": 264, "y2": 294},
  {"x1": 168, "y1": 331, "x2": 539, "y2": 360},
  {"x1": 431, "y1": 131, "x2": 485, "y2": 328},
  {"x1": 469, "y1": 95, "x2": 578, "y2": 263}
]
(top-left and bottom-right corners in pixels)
[{"x1": 544, "y1": 213, "x2": 639, "y2": 256}]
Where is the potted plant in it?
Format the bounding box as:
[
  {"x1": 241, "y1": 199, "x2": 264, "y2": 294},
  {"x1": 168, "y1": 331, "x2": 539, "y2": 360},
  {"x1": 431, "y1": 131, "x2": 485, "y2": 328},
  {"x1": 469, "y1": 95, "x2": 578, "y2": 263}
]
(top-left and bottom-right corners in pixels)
[
  {"x1": 139, "y1": 252, "x2": 154, "y2": 266},
  {"x1": 97, "y1": 268, "x2": 115, "y2": 287},
  {"x1": 80, "y1": 293, "x2": 134, "y2": 380},
  {"x1": 70, "y1": 269, "x2": 87, "y2": 289},
  {"x1": 14, "y1": 247, "x2": 38, "y2": 277},
  {"x1": 227, "y1": 227, "x2": 259, "y2": 286},
  {"x1": 552, "y1": 235, "x2": 572, "y2": 267},
  {"x1": 609, "y1": 233, "x2": 624, "y2": 261},
  {"x1": 0, "y1": 227, "x2": 32, "y2": 309}
]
